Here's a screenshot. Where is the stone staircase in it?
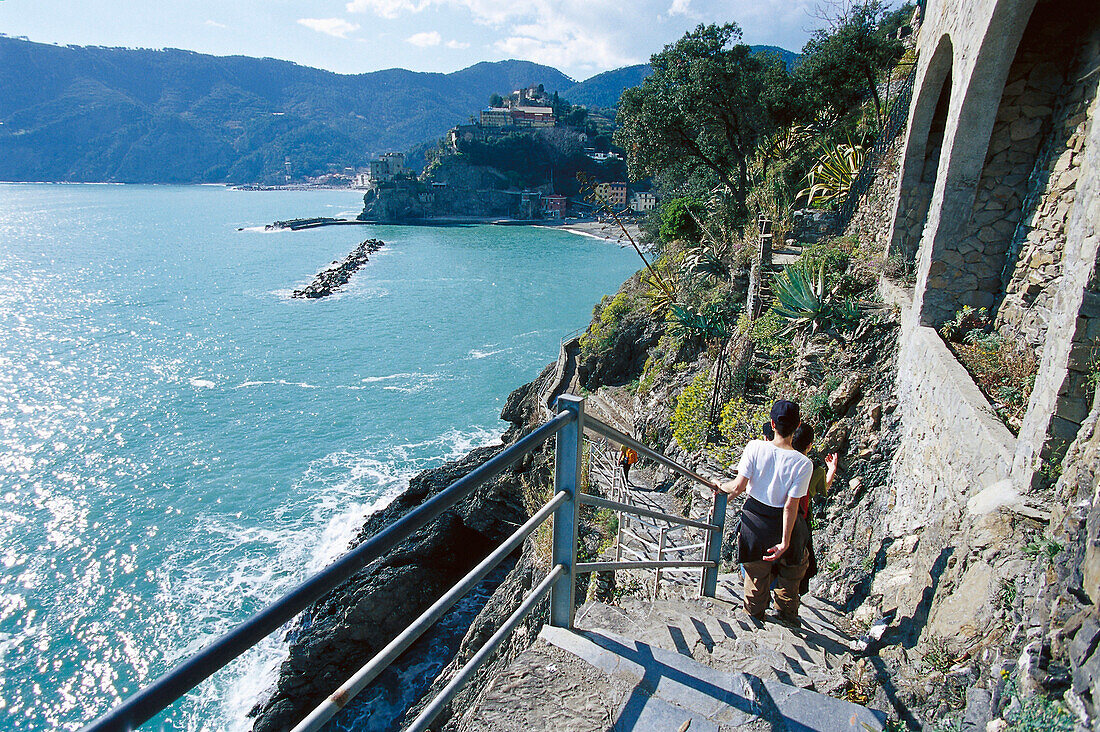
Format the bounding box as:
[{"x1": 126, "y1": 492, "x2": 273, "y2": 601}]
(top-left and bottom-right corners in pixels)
[{"x1": 455, "y1": 587, "x2": 884, "y2": 731}]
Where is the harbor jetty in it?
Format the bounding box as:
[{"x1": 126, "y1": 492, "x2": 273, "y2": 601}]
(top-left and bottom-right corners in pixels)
[
  {"x1": 292, "y1": 239, "x2": 384, "y2": 299},
  {"x1": 265, "y1": 217, "x2": 372, "y2": 231}
]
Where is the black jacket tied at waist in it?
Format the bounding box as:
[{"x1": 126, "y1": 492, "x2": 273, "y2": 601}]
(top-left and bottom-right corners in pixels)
[{"x1": 736, "y1": 495, "x2": 809, "y2": 566}]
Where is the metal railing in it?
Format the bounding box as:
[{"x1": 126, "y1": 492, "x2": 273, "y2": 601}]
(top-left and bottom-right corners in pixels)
[{"x1": 81, "y1": 395, "x2": 726, "y2": 732}]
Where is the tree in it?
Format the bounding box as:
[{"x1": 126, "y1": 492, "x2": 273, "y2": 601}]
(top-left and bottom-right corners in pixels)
[
  {"x1": 614, "y1": 23, "x2": 786, "y2": 222},
  {"x1": 794, "y1": 2, "x2": 906, "y2": 130},
  {"x1": 489, "y1": 93, "x2": 503, "y2": 108}
]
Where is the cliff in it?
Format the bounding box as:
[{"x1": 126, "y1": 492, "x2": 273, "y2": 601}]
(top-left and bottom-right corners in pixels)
[
  {"x1": 357, "y1": 162, "x2": 540, "y2": 222},
  {"x1": 249, "y1": 367, "x2": 554, "y2": 731}
]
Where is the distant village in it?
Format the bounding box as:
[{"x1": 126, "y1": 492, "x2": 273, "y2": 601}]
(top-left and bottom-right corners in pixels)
[{"x1": 348, "y1": 85, "x2": 656, "y2": 222}]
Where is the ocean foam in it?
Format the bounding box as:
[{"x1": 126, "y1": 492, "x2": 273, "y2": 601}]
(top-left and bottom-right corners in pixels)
[
  {"x1": 168, "y1": 423, "x2": 503, "y2": 730},
  {"x1": 467, "y1": 347, "x2": 510, "y2": 359}
]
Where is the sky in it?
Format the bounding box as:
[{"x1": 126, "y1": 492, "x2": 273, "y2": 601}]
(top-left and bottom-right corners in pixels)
[{"x1": 0, "y1": 0, "x2": 827, "y2": 81}]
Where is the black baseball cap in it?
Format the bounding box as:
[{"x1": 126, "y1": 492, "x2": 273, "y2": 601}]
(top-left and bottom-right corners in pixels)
[{"x1": 770, "y1": 400, "x2": 800, "y2": 436}]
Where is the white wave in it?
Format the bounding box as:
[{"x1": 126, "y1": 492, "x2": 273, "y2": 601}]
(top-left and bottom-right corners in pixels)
[
  {"x1": 188, "y1": 377, "x2": 215, "y2": 389},
  {"x1": 468, "y1": 347, "x2": 510, "y2": 359},
  {"x1": 236, "y1": 379, "x2": 369, "y2": 392},
  {"x1": 360, "y1": 372, "x2": 425, "y2": 383},
  {"x1": 236, "y1": 379, "x2": 319, "y2": 389},
  {"x1": 382, "y1": 383, "x2": 429, "y2": 394},
  {"x1": 159, "y1": 421, "x2": 505, "y2": 732},
  {"x1": 238, "y1": 225, "x2": 290, "y2": 234}
]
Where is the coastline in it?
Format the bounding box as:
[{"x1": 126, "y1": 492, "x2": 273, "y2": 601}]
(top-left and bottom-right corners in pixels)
[
  {"x1": 549, "y1": 219, "x2": 643, "y2": 246},
  {"x1": 262, "y1": 214, "x2": 646, "y2": 247}
]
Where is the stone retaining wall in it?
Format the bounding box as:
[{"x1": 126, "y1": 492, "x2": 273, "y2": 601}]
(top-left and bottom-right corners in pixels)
[
  {"x1": 843, "y1": 137, "x2": 905, "y2": 256},
  {"x1": 888, "y1": 315, "x2": 1017, "y2": 537},
  {"x1": 996, "y1": 27, "x2": 1100, "y2": 352}
]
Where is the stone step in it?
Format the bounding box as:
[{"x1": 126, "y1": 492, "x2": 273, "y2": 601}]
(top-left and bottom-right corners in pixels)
[
  {"x1": 576, "y1": 594, "x2": 854, "y2": 692},
  {"x1": 540, "y1": 625, "x2": 885, "y2": 731}
]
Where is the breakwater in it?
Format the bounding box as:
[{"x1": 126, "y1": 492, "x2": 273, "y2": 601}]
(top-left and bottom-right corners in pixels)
[
  {"x1": 264, "y1": 217, "x2": 372, "y2": 231},
  {"x1": 292, "y1": 239, "x2": 385, "y2": 299}
]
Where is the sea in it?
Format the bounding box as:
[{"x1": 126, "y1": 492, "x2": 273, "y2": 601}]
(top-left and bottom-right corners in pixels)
[{"x1": 0, "y1": 184, "x2": 640, "y2": 731}]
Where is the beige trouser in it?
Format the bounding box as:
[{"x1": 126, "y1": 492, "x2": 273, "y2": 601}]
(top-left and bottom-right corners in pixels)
[{"x1": 742, "y1": 548, "x2": 809, "y2": 619}]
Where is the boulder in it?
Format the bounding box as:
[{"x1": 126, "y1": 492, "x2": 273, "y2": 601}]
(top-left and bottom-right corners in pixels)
[{"x1": 829, "y1": 374, "x2": 863, "y2": 417}]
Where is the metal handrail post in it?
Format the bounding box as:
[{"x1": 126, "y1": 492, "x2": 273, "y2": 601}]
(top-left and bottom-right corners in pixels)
[
  {"x1": 653, "y1": 527, "x2": 666, "y2": 599},
  {"x1": 549, "y1": 395, "x2": 583, "y2": 628},
  {"x1": 700, "y1": 491, "x2": 728, "y2": 598}
]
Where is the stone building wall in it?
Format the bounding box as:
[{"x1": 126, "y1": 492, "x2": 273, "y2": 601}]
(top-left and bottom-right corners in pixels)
[{"x1": 996, "y1": 29, "x2": 1100, "y2": 352}]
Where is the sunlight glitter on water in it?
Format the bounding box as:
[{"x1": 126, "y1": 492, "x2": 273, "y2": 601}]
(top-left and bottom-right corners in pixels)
[{"x1": 0, "y1": 184, "x2": 639, "y2": 730}]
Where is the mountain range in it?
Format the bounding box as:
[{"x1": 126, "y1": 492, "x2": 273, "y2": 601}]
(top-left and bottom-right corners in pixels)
[{"x1": 0, "y1": 36, "x2": 796, "y2": 184}]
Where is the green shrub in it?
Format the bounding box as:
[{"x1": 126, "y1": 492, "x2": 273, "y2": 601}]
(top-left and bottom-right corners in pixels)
[
  {"x1": 671, "y1": 372, "x2": 713, "y2": 453},
  {"x1": 939, "y1": 306, "x2": 989, "y2": 343},
  {"x1": 659, "y1": 195, "x2": 705, "y2": 243},
  {"x1": 1002, "y1": 678, "x2": 1075, "y2": 732},
  {"x1": 712, "y1": 396, "x2": 768, "y2": 466},
  {"x1": 746, "y1": 308, "x2": 796, "y2": 360},
  {"x1": 580, "y1": 292, "x2": 634, "y2": 357}
]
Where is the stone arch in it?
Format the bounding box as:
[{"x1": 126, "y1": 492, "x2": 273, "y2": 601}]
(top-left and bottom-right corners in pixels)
[
  {"x1": 916, "y1": 0, "x2": 1090, "y2": 327},
  {"x1": 887, "y1": 33, "x2": 953, "y2": 273}
]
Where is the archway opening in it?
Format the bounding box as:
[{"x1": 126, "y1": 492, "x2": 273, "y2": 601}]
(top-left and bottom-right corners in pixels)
[
  {"x1": 922, "y1": 0, "x2": 1098, "y2": 332},
  {"x1": 888, "y1": 37, "x2": 952, "y2": 279}
]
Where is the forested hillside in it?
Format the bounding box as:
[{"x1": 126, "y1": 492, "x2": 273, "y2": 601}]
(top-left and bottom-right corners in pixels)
[
  {"x1": 0, "y1": 37, "x2": 797, "y2": 184},
  {"x1": 0, "y1": 38, "x2": 572, "y2": 184}
]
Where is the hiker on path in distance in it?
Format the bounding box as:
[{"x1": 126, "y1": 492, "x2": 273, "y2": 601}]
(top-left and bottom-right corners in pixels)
[
  {"x1": 720, "y1": 400, "x2": 813, "y2": 626},
  {"x1": 618, "y1": 444, "x2": 638, "y2": 485}
]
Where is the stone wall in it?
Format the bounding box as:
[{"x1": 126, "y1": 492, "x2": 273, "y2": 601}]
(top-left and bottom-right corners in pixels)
[
  {"x1": 843, "y1": 137, "x2": 905, "y2": 256},
  {"x1": 920, "y1": 0, "x2": 1093, "y2": 326},
  {"x1": 788, "y1": 209, "x2": 837, "y2": 245},
  {"x1": 996, "y1": 27, "x2": 1100, "y2": 352},
  {"x1": 888, "y1": 324, "x2": 1017, "y2": 537}
]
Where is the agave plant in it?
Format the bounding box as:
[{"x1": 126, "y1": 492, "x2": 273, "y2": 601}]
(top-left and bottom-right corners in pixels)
[
  {"x1": 684, "y1": 241, "x2": 731, "y2": 283},
  {"x1": 643, "y1": 260, "x2": 677, "y2": 316},
  {"x1": 670, "y1": 303, "x2": 734, "y2": 342},
  {"x1": 797, "y1": 139, "x2": 866, "y2": 208},
  {"x1": 771, "y1": 262, "x2": 859, "y2": 337}
]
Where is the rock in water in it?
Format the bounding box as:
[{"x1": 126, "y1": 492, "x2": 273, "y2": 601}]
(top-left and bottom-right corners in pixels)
[{"x1": 292, "y1": 239, "x2": 384, "y2": 299}]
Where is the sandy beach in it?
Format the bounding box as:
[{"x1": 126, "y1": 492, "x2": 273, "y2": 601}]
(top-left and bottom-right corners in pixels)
[{"x1": 544, "y1": 219, "x2": 645, "y2": 247}]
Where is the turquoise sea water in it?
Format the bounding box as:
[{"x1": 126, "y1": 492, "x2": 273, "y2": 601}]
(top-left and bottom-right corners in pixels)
[{"x1": 0, "y1": 184, "x2": 638, "y2": 731}]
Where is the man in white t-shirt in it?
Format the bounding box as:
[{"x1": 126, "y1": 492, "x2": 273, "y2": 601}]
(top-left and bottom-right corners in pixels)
[{"x1": 720, "y1": 400, "x2": 813, "y2": 625}]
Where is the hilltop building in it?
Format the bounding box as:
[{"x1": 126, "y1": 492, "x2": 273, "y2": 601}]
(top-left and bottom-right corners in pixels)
[
  {"x1": 360, "y1": 152, "x2": 408, "y2": 186},
  {"x1": 479, "y1": 108, "x2": 512, "y2": 127}
]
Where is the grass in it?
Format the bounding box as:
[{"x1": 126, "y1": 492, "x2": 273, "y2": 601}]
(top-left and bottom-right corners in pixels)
[
  {"x1": 1002, "y1": 677, "x2": 1076, "y2": 732},
  {"x1": 922, "y1": 637, "x2": 957, "y2": 674},
  {"x1": 1023, "y1": 538, "x2": 1063, "y2": 564}
]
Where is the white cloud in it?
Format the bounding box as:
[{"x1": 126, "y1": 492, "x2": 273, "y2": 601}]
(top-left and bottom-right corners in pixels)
[
  {"x1": 446, "y1": 40, "x2": 471, "y2": 49},
  {"x1": 407, "y1": 30, "x2": 443, "y2": 46},
  {"x1": 205, "y1": 19, "x2": 227, "y2": 29},
  {"x1": 346, "y1": 0, "x2": 429, "y2": 19},
  {"x1": 345, "y1": 0, "x2": 821, "y2": 79},
  {"x1": 667, "y1": 0, "x2": 691, "y2": 16},
  {"x1": 298, "y1": 18, "x2": 361, "y2": 38}
]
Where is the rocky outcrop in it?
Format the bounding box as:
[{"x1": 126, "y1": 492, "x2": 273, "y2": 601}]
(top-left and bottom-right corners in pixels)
[
  {"x1": 249, "y1": 369, "x2": 553, "y2": 732},
  {"x1": 357, "y1": 161, "x2": 539, "y2": 222},
  {"x1": 292, "y1": 239, "x2": 384, "y2": 299}
]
